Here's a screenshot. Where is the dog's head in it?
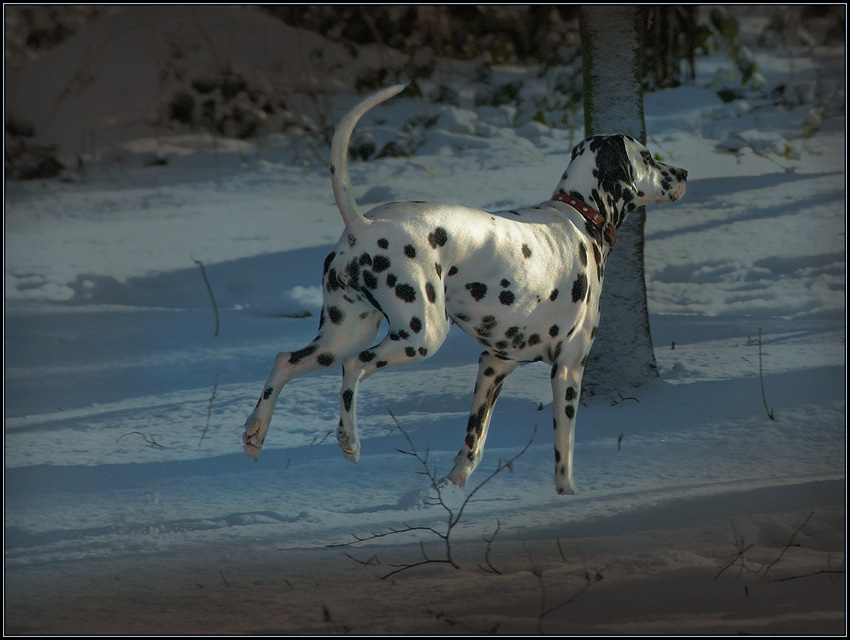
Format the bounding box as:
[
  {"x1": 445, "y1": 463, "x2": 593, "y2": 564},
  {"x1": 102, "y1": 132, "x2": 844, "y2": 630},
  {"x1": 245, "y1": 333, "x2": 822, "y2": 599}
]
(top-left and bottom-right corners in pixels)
[{"x1": 555, "y1": 134, "x2": 688, "y2": 229}]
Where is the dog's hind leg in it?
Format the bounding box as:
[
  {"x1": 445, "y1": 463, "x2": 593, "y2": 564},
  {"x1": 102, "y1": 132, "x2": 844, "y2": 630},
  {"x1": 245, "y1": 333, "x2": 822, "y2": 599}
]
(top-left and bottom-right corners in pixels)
[
  {"x1": 335, "y1": 299, "x2": 451, "y2": 463},
  {"x1": 243, "y1": 301, "x2": 382, "y2": 459},
  {"x1": 447, "y1": 352, "x2": 519, "y2": 487}
]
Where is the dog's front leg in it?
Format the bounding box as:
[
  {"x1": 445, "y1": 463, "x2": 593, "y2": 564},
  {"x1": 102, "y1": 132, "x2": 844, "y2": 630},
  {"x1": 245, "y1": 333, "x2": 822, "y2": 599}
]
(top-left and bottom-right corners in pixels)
[
  {"x1": 448, "y1": 352, "x2": 519, "y2": 487},
  {"x1": 550, "y1": 360, "x2": 585, "y2": 495}
]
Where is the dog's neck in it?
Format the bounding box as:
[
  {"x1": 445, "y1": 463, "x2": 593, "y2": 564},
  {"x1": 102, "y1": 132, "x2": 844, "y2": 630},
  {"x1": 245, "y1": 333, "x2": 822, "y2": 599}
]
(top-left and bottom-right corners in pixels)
[{"x1": 552, "y1": 190, "x2": 618, "y2": 248}]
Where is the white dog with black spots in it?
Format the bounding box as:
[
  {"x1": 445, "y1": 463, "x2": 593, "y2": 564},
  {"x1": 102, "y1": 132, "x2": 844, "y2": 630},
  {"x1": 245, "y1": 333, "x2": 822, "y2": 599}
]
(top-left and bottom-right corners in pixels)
[{"x1": 243, "y1": 85, "x2": 688, "y2": 495}]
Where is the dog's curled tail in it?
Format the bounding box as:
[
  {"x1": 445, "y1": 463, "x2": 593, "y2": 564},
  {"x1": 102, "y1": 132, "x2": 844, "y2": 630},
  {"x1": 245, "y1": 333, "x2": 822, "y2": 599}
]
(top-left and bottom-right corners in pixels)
[{"x1": 329, "y1": 83, "x2": 407, "y2": 230}]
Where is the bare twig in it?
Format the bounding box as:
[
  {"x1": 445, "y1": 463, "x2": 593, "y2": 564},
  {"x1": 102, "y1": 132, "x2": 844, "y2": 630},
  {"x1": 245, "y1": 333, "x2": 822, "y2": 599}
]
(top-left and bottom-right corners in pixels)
[
  {"x1": 116, "y1": 431, "x2": 164, "y2": 449},
  {"x1": 714, "y1": 521, "x2": 759, "y2": 580},
  {"x1": 763, "y1": 511, "x2": 812, "y2": 579},
  {"x1": 344, "y1": 553, "x2": 381, "y2": 567},
  {"x1": 330, "y1": 412, "x2": 536, "y2": 579},
  {"x1": 768, "y1": 567, "x2": 845, "y2": 582},
  {"x1": 716, "y1": 512, "x2": 844, "y2": 584},
  {"x1": 322, "y1": 605, "x2": 352, "y2": 635},
  {"x1": 193, "y1": 258, "x2": 220, "y2": 337},
  {"x1": 758, "y1": 328, "x2": 774, "y2": 420},
  {"x1": 478, "y1": 519, "x2": 502, "y2": 574},
  {"x1": 530, "y1": 540, "x2": 601, "y2": 634},
  {"x1": 426, "y1": 608, "x2": 500, "y2": 634},
  {"x1": 199, "y1": 370, "x2": 221, "y2": 446}
]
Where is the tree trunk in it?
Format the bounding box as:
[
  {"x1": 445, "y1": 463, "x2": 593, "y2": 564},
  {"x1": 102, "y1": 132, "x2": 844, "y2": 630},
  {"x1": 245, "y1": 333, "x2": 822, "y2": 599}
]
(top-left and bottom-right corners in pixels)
[{"x1": 579, "y1": 6, "x2": 658, "y2": 396}]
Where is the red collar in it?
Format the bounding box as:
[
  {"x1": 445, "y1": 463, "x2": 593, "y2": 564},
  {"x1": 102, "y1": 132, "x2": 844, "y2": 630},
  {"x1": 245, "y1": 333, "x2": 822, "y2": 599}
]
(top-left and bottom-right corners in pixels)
[{"x1": 554, "y1": 193, "x2": 617, "y2": 248}]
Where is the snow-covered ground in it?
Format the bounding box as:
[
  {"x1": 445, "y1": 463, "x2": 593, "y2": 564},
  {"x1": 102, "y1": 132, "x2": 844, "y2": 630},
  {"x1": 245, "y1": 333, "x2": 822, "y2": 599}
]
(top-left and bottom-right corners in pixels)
[{"x1": 4, "y1": 6, "x2": 845, "y2": 635}]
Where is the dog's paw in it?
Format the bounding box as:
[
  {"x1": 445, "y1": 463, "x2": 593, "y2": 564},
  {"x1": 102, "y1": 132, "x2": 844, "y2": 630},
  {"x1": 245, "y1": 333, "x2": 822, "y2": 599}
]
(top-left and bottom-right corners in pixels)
[
  {"x1": 555, "y1": 478, "x2": 578, "y2": 496},
  {"x1": 446, "y1": 465, "x2": 469, "y2": 488},
  {"x1": 336, "y1": 426, "x2": 360, "y2": 463},
  {"x1": 242, "y1": 420, "x2": 265, "y2": 459}
]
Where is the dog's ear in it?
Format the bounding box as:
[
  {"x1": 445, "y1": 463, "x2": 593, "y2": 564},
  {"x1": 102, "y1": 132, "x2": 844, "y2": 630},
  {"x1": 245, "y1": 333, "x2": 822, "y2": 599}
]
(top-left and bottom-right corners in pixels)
[{"x1": 590, "y1": 136, "x2": 633, "y2": 196}]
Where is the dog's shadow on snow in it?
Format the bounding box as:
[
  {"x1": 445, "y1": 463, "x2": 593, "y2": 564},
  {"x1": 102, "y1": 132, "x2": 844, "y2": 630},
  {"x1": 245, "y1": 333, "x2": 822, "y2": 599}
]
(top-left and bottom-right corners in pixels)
[{"x1": 58, "y1": 245, "x2": 333, "y2": 316}]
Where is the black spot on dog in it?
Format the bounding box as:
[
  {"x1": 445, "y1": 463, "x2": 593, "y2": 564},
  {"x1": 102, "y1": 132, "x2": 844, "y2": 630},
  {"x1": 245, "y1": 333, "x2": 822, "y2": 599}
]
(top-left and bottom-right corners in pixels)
[
  {"x1": 328, "y1": 306, "x2": 344, "y2": 325},
  {"x1": 263, "y1": 386, "x2": 273, "y2": 400},
  {"x1": 425, "y1": 282, "x2": 437, "y2": 303},
  {"x1": 405, "y1": 346, "x2": 416, "y2": 357},
  {"x1": 447, "y1": 266, "x2": 458, "y2": 276},
  {"x1": 395, "y1": 283, "x2": 416, "y2": 303},
  {"x1": 435, "y1": 262, "x2": 442, "y2": 277},
  {"x1": 326, "y1": 268, "x2": 342, "y2": 292},
  {"x1": 342, "y1": 389, "x2": 353, "y2": 412},
  {"x1": 345, "y1": 260, "x2": 361, "y2": 287},
  {"x1": 323, "y1": 252, "x2": 336, "y2": 274},
  {"x1": 360, "y1": 288, "x2": 383, "y2": 314},
  {"x1": 359, "y1": 350, "x2": 375, "y2": 362},
  {"x1": 549, "y1": 324, "x2": 560, "y2": 337},
  {"x1": 579, "y1": 243, "x2": 588, "y2": 267},
  {"x1": 410, "y1": 316, "x2": 423, "y2": 333},
  {"x1": 376, "y1": 360, "x2": 388, "y2": 368},
  {"x1": 466, "y1": 282, "x2": 488, "y2": 301},
  {"x1": 289, "y1": 344, "x2": 318, "y2": 364},
  {"x1": 476, "y1": 315, "x2": 497, "y2": 337},
  {"x1": 522, "y1": 244, "x2": 532, "y2": 258},
  {"x1": 428, "y1": 227, "x2": 448, "y2": 248},
  {"x1": 565, "y1": 405, "x2": 575, "y2": 419},
  {"x1": 549, "y1": 289, "x2": 559, "y2": 301},
  {"x1": 500, "y1": 278, "x2": 510, "y2": 288},
  {"x1": 317, "y1": 353, "x2": 335, "y2": 367},
  {"x1": 404, "y1": 244, "x2": 416, "y2": 258},
  {"x1": 377, "y1": 238, "x2": 389, "y2": 249},
  {"x1": 358, "y1": 253, "x2": 373, "y2": 266},
  {"x1": 363, "y1": 271, "x2": 378, "y2": 289},
  {"x1": 418, "y1": 347, "x2": 428, "y2": 356},
  {"x1": 571, "y1": 272, "x2": 588, "y2": 303},
  {"x1": 528, "y1": 333, "x2": 541, "y2": 346},
  {"x1": 565, "y1": 386, "x2": 576, "y2": 401},
  {"x1": 499, "y1": 290, "x2": 515, "y2": 306},
  {"x1": 386, "y1": 274, "x2": 397, "y2": 287},
  {"x1": 372, "y1": 255, "x2": 391, "y2": 273}
]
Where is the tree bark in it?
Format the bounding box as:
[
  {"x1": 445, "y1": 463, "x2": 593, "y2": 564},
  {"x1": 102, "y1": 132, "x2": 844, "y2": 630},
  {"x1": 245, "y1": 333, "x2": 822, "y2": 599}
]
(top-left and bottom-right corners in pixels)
[{"x1": 579, "y1": 6, "x2": 658, "y2": 396}]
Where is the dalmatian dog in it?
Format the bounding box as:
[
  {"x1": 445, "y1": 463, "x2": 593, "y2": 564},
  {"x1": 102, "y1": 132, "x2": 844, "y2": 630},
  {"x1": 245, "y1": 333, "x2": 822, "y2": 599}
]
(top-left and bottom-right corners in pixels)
[{"x1": 243, "y1": 84, "x2": 687, "y2": 495}]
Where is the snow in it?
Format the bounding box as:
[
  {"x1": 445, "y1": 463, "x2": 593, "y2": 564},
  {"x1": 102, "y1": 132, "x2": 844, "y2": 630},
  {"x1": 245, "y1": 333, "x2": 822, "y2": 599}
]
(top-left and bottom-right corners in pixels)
[{"x1": 4, "y1": 6, "x2": 846, "y2": 635}]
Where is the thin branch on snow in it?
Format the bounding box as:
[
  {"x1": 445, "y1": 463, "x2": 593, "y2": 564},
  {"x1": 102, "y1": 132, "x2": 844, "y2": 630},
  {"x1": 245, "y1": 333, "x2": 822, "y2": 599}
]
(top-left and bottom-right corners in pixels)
[
  {"x1": 192, "y1": 257, "x2": 220, "y2": 338},
  {"x1": 757, "y1": 328, "x2": 774, "y2": 420},
  {"x1": 329, "y1": 412, "x2": 535, "y2": 580}
]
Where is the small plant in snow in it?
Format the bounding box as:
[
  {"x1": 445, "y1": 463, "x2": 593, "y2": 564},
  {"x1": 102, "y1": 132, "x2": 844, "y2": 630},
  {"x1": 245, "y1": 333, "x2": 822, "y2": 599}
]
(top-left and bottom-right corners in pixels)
[{"x1": 330, "y1": 411, "x2": 535, "y2": 580}]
